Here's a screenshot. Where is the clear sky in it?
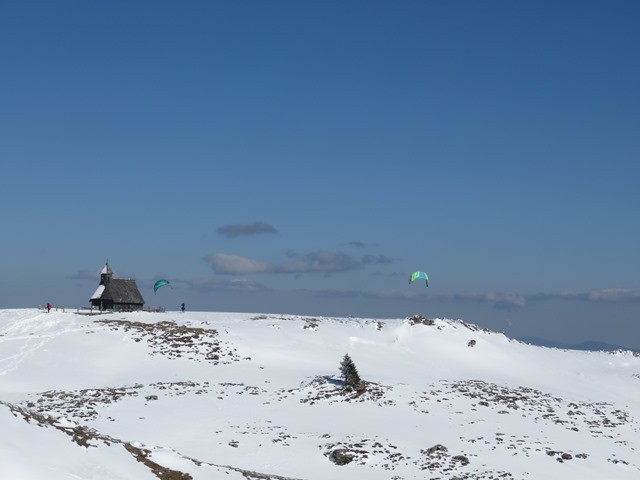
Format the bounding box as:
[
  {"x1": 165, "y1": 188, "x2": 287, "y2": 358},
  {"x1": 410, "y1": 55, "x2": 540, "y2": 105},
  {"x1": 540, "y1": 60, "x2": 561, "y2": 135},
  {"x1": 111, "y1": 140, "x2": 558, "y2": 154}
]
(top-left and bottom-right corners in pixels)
[{"x1": 1, "y1": 1, "x2": 639, "y2": 349}]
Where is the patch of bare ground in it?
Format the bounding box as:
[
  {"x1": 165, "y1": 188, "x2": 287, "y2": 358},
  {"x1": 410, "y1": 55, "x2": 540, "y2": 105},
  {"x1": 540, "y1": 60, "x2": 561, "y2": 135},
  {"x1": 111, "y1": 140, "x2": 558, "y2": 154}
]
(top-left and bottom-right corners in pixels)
[
  {"x1": 319, "y1": 434, "x2": 518, "y2": 479},
  {"x1": 409, "y1": 379, "x2": 638, "y2": 471},
  {"x1": 321, "y1": 437, "x2": 407, "y2": 469},
  {"x1": 95, "y1": 319, "x2": 242, "y2": 363},
  {"x1": 433, "y1": 379, "x2": 638, "y2": 438},
  {"x1": 250, "y1": 314, "x2": 375, "y2": 327},
  {"x1": 124, "y1": 443, "x2": 193, "y2": 479},
  {"x1": 2, "y1": 401, "x2": 191, "y2": 478},
  {"x1": 277, "y1": 375, "x2": 395, "y2": 406},
  {"x1": 1, "y1": 401, "x2": 304, "y2": 480},
  {"x1": 19, "y1": 381, "x2": 270, "y2": 423}
]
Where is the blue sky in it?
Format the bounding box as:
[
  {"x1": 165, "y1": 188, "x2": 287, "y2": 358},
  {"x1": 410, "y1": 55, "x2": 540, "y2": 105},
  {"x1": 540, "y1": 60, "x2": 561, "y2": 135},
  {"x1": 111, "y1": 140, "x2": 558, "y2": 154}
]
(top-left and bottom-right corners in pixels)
[{"x1": 1, "y1": 1, "x2": 639, "y2": 348}]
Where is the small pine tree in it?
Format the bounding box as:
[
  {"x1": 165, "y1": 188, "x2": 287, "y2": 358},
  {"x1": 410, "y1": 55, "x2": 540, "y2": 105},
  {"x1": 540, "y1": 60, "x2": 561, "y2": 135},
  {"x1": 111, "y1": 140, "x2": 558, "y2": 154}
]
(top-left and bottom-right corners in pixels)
[{"x1": 339, "y1": 353, "x2": 362, "y2": 389}]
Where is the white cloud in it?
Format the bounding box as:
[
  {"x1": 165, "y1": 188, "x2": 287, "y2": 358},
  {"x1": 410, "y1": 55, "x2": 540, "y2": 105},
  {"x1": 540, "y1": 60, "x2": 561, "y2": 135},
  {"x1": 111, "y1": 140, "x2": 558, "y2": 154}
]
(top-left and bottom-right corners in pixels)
[
  {"x1": 187, "y1": 276, "x2": 268, "y2": 293},
  {"x1": 454, "y1": 291, "x2": 527, "y2": 309},
  {"x1": 204, "y1": 251, "x2": 366, "y2": 275},
  {"x1": 529, "y1": 288, "x2": 640, "y2": 303},
  {"x1": 204, "y1": 254, "x2": 271, "y2": 275}
]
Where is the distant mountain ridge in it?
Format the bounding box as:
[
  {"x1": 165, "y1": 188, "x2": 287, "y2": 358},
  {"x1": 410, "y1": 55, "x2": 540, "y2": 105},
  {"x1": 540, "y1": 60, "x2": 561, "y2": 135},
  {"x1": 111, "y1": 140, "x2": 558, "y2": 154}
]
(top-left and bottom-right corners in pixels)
[{"x1": 515, "y1": 336, "x2": 638, "y2": 353}]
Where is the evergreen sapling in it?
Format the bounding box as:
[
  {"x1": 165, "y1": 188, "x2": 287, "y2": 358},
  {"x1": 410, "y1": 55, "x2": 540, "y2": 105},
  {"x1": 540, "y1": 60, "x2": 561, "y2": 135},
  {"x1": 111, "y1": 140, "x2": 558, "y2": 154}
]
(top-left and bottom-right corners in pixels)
[{"x1": 339, "y1": 354, "x2": 362, "y2": 390}]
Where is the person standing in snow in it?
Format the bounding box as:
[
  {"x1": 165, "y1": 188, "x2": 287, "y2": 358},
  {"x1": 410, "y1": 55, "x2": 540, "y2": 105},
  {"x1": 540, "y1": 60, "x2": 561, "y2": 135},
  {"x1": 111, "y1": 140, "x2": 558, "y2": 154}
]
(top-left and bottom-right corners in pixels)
[
  {"x1": 46, "y1": 303, "x2": 52, "y2": 313},
  {"x1": 181, "y1": 303, "x2": 186, "y2": 313}
]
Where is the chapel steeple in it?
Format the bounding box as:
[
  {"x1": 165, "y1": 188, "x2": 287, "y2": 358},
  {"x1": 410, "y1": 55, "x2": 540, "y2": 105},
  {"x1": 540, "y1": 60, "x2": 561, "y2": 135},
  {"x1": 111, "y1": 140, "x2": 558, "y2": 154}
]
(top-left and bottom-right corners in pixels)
[{"x1": 100, "y1": 259, "x2": 113, "y2": 286}]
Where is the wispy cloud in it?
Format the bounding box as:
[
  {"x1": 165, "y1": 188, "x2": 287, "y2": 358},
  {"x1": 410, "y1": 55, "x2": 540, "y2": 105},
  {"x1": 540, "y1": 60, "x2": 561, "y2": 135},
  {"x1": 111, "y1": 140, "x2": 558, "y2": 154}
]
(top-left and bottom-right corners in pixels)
[
  {"x1": 372, "y1": 271, "x2": 406, "y2": 278},
  {"x1": 361, "y1": 255, "x2": 393, "y2": 265},
  {"x1": 216, "y1": 221, "x2": 277, "y2": 238},
  {"x1": 186, "y1": 277, "x2": 269, "y2": 293},
  {"x1": 204, "y1": 254, "x2": 272, "y2": 275},
  {"x1": 528, "y1": 288, "x2": 640, "y2": 303},
  {"x1": 203, "y1": 251, "x2": 388, "y2": 275},
  {"x1": 453, "y1": 291, "x2": 527, "y2": 310},
  {"x1": 68, "y1": 269, "x2": 99, "y2": 281},
  {"x1": 439, "y1": 288, "x2": 640, "y2": 309},
  {"x1": 311, "y1": 288, "x2": 525, "y2": 308},
  {"x1": 309, "y1": 287, "x2": 640, "y2": 310},
  {"x1": 313, "y1": 289, "x2": 423, "y2": 300}
]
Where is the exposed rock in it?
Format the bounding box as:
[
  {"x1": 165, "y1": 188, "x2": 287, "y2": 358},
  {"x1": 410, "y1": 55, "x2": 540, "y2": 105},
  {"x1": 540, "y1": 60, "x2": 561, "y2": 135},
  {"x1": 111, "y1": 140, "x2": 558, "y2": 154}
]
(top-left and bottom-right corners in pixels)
[
  {"x1": 329, "y1": 449, "x2": 354, "y2": 465},
  {"x1": 425, "y1": 444, "x2": 448, "y2": 455},
  {"x1": 408, "y1": 315, "x2": 435, "y2": 326},
  {"x1": 452, "y1": 454, "x2": 470, "y2": 465}
]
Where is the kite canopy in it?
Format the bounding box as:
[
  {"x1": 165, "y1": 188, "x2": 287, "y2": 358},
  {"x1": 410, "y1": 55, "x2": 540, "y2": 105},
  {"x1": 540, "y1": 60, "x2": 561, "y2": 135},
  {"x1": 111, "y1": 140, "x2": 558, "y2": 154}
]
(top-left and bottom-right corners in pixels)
[
  {"x1": 409, "y1": 271, "x2": 429, "y2": 287},
  {"x1": 153, "y1": 279, "x2": 171, "y2": 294}
]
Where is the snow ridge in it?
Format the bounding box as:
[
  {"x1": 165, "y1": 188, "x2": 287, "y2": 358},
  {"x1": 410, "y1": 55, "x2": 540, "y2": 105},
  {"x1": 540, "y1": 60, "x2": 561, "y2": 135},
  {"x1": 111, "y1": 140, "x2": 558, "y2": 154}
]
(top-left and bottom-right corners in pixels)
[{"x1": 0, "y1": 309, "x2": 638, "y2": 479}]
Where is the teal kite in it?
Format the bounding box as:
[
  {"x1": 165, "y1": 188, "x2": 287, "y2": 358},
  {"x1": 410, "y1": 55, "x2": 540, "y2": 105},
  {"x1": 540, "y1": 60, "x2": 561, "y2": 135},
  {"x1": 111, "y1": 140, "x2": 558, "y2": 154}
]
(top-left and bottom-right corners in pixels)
[
  {"x1": 409, "y1": 271, "x2": 429, "y2": 287},
  {"x1": 153, "y1": 279, "x2": 171, "y2": 294}
]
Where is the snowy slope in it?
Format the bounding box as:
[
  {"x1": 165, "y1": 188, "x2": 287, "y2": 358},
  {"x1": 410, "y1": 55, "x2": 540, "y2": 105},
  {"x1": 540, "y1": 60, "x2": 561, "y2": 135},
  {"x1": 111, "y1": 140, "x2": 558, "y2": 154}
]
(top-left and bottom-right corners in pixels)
[{"x1": 1, "y1": 308, "x2": 638, "y2": 479}]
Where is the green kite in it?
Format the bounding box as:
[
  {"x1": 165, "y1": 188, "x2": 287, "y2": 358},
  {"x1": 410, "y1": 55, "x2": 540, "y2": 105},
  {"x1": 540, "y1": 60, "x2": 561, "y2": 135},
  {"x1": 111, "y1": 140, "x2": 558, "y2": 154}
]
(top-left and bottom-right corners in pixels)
[{"x1": 409, "y1": 271, "x2": 429, "y2": 287}]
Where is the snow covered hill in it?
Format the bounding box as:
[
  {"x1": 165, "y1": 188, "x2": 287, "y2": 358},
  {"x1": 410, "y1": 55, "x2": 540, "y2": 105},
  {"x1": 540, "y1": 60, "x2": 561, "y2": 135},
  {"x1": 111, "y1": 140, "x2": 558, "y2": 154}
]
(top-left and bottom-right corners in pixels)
[{"x1": 1, "y1": 309, "x2": 638, "y2": 479}]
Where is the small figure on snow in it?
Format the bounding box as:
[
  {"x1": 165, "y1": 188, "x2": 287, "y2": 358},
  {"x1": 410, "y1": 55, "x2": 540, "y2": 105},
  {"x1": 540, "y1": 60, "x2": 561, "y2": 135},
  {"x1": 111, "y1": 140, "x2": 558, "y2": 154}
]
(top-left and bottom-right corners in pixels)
[
  {"x1": 46, "y1": 303, "x2": 52, "y2": 313},
  {"x1": 181, "y1": 303, "x2": 186, "y2": 313}
]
